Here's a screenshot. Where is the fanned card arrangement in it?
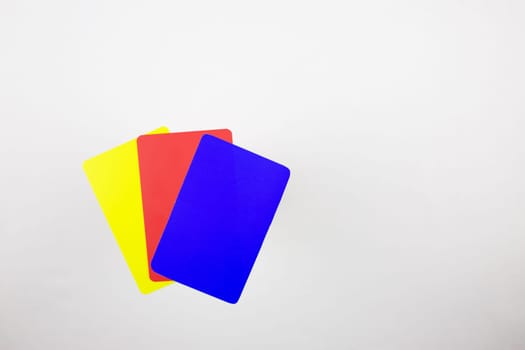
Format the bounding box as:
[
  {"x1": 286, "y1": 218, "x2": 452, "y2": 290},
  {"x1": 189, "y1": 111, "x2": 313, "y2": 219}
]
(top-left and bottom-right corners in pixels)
[{"x1": 83, "y1": 127, "x2": 290, "y2": 303}]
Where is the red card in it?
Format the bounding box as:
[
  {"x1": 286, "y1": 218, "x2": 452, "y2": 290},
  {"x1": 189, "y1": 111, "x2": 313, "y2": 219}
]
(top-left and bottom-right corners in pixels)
[{"x1": 137, "y1": 129, "x2": 233, "y2": 281}]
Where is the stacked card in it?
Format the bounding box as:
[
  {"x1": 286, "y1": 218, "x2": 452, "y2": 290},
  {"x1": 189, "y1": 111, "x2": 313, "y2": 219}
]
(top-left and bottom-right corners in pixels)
[{"x1": 83, "y1": 127, "x2": 290, "y2": 303}]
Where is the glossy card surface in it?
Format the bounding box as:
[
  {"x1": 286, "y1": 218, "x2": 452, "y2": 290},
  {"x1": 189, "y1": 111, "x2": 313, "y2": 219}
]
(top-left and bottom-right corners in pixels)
[
  {"x1": 137, "y1": 129, "x2": 233, "y2": 281},
  {"x1": 151, "y1": 135, "x2": 290, "y2": 303},
  {"x1": 83, "y1": 127, "x2": 173, "y2": 294}
]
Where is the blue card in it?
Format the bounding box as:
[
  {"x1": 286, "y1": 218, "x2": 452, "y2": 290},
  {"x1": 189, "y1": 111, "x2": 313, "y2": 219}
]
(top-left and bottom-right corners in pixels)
[{"x1": 151, "y1": 134, "x2": 290, "y2": 303}]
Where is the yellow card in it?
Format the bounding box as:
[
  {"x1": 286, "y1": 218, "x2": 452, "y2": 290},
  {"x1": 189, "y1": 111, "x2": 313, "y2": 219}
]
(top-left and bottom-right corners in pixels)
[{"x1": 83, "y1": 127, "x2": 172, "y2": 294}]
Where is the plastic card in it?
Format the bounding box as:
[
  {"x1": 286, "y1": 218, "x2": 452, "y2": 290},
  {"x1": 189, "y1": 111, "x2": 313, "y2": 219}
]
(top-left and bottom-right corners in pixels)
[
  {"x1": 83, "y1": 127, "x2": 172, "y2": 294},
  {"x1": 152, "y1": 135, "x2": 290, "y2": 303},
  {"x1": 137, "y1": 129, "x2": 232, "y2": 281}
]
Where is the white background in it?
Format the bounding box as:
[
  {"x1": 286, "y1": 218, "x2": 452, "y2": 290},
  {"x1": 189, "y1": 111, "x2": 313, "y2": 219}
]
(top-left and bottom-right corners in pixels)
[{"x1": 1, "y1": 0, "x2": 525, "y2": 349}]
